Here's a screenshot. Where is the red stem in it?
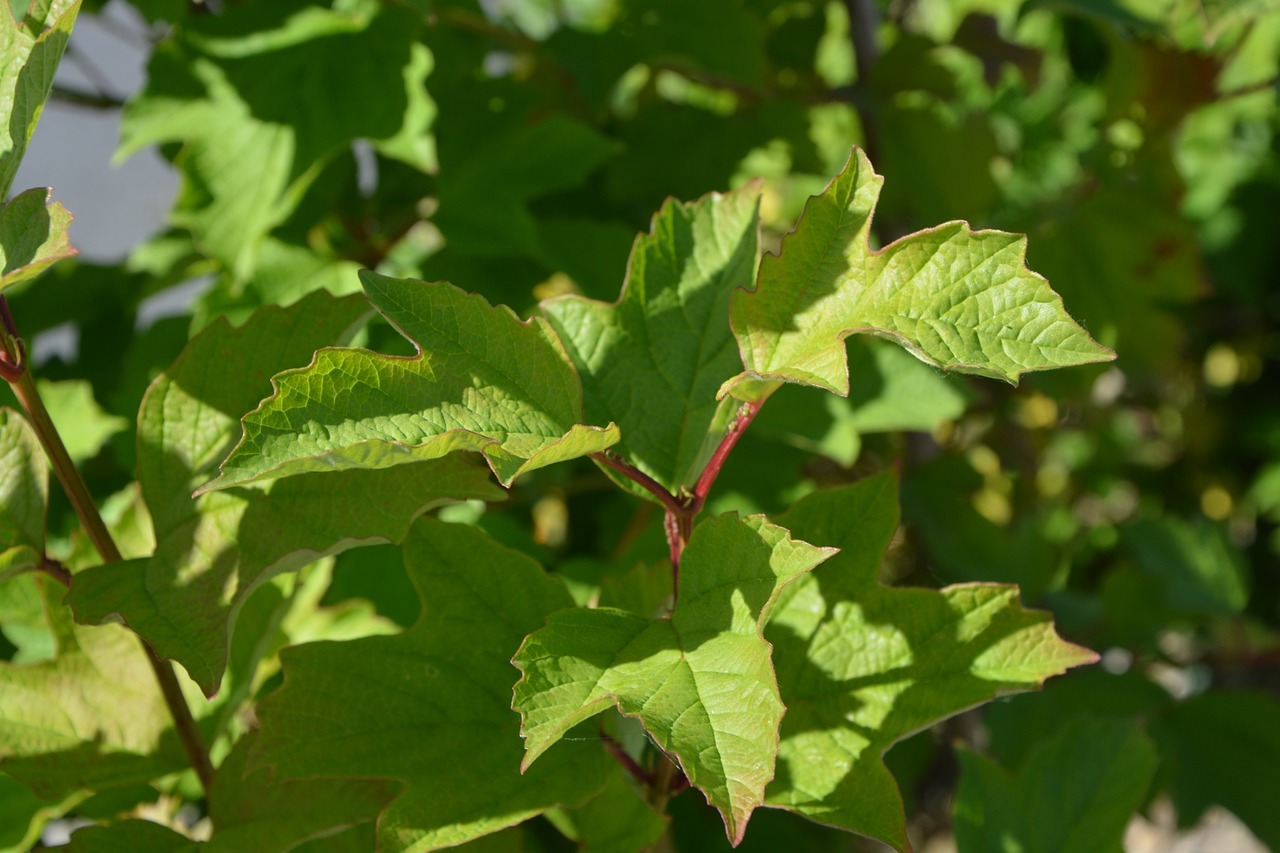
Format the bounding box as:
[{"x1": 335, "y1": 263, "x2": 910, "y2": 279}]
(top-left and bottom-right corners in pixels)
[
  {"x1": 590, "y1": 451, "x2": 686, "y2": 518},
  {"x1": 689, "y1": 399, "x2": 764, "y2": 512}
]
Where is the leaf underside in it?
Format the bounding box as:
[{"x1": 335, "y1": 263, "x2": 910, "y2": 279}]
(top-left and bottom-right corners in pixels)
[
  {"x1": 199, "y1": 271, "x2": 619, "y2": 494},
  {"x1": 513, "y1": 514, "x2": 835, "y2": 845},
  {"x1": 68, "y1": 290, "x2": 503, "y2": 696},
  {"x1": 0, "y1": 188, "x2": 77, "y2": 293},
  {"x1": 721, "y1": 146, "x2": 1115, "y2": 401}
]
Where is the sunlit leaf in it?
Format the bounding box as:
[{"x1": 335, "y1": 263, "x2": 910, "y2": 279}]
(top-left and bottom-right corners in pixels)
[
  {"x1": 721, "y1": 147, "x2": 1114, "y2": 401},
  {"x1": 0, "y1": 188, "x2": 76, "y2": 292},
  {"x1": 68, "y1": 290, "x2": 503, "y2": 696},
  {"x1": 200, "y1": 272, "x2": 619, "y2": 494},
  {"x1": 0, "y1": 0, "x2": 80, "y2": 198},
  {"x1": 543, "y1": 185, "x2": 761, "y2": 495},
  {"x1": 514, "y1": 514, "x2": 835, "y2": 844}
]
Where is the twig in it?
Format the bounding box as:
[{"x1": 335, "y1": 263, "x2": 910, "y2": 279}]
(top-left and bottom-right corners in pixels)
[{"x1": 0, "y1": 296, "x2": 215, "y2": 796}]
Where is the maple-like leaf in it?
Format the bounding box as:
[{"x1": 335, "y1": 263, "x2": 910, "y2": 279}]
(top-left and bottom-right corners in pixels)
[
  {"x1": 721, "y1": 147, "x2": 1114, "y2": 402},
  {"x1": 513, "y1": 514, "x2": 835, "y2": 845}
]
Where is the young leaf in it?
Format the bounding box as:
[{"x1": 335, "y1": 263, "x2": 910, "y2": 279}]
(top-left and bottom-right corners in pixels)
[
  {"x1": 0, "y1": 577, "x2": 187, "y2": 798},
  {"x1": 954, "y1": 718, "x2": 1157, "y2": 853},
  {"x1": 542, "y1": 184, "x2": 761, "y2": 494},
  {"x1": 199, "y1": 272, "x2": 620, "y2": 494},
  {"x1": 720, "y1": 147, "x2": 1114, "y2": 401},
  {"x1": 513, "y1": 514, "x2": 835, "y2": 845},
  {"x1": 0, "y1": 408, "x2": 46, "y2": 582},
  {"x1": 764, "y1": 471, "x2": 1098, "y2": 850},
  {"x1": 0, "y1": 0, "x2": 80, "y2": 198},
  {"x1": 0, "y1": 188, "x2": 77, "y2": 293},
  {"x1": 68, "y1": 290, "x2": 503, "y2": 696},
  {"x1": 250, "y1": 517, "x2": 608, "y2": 852}
]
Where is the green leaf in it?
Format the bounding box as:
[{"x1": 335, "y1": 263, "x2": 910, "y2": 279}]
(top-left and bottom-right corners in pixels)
[
  {"x1": 64, "y1": 820, "x2": 196, "y2": 853},
  {"x1": 0, "y1": 772, "x2": 82, "y2": 853},
  {"x1": 197, "y1": 731, "x2": 396, "y2": 852},
  {"x1": 118, "y1": 1, "x2": 419, "y2": 278},
  {"x1": 0, "y1": 0, "x2": 79, "y2": 198},
  {"x1": 953, "y1": 718, "x2": 1157, "y2": 853},
  {"x1": 1122, "y1": 515, "x2": 1250, "y2": 615},
  {"x1": 763, "y1": 471, "x2": 1098, "y2": 850},
  {"x1": 1152, "y1": 690, "x2": 1280, "y2": 848},
  {"x1": 0, "y1": 188, "x2": 76, "y2": 292},
  {"x1": 543, "y1": 185, "x2": 761, "y2": 494},
  {"x1": 0, "y1": 577, "x2": 187, "y2": 798},
  {"x1": 513, "y1": 514, "x2": 835, "y2": 845},
  {"x1": 68, "y1": 290, "x2": 504, "y2": 696},
  {"x1": 199, "y1": 272, "x2": 620, "y2": 494},
  {"x1": 251, "y1": 518, "x2": 608, "y2": 852},
  {"x1": 752, "y1": 337, "x2": 972, "y2": 467},
  {"x1": 0, "y1": 407, "x2": 45, "y2": 582},
  {"x1": 32, "y1": 379, "x2": 127, "y2": 463},
  {"x1": 721, "y1": 147, "x2": 1114, "y2": 401},
  {"x1": 547, "y1": 767, "x2": 669, "y2": 853}
]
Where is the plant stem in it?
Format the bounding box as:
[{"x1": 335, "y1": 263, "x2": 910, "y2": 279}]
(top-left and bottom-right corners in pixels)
[
  {"x1": 600, "y1": 728, "x2": 651, "y2": 786},
  {"x1": 647, "y1": 752, "x2": 682, "y2": 814},
  {"x1": 592, "y1": 399, "x2": 766, "y2": 608},
  {"x1": 590, "y1": 451, "x2": 686, "y2": 518},
  {"x1": 1, "y1": 299, "x2": 215, "y2": 796},
  {"x1": 690, "y1": 400, "x2": 765, "y2": 513}
]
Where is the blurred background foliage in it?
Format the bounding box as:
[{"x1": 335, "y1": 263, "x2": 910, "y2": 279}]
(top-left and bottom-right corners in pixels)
[{"x1": 3, "y1": 0, "x2": 1279, "y2": 849}]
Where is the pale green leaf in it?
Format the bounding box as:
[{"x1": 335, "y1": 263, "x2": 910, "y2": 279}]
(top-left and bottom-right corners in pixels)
[
  {"x1": 68, "y1": 290, "x2": 503, "y2": 696},
  {"x1": 721, "y1": 147, "x2": 1114, "y2": 400},
  {"x1": 542, "y1": 185, "x2": 761, "y2": 495},
  {"x1": 0, "y1": 188, "x2": 76, "y2": 292},
  {"x1": 199, "y1": 272, "x2": 619, "y2": 494},
  {"x1": 513, "y1": 514, "x2": 835, "y2": 845},
  {"x1": 0, "y1": 0, "x2": 79, "y2": 197},
  {"x1": 118, "y1": 2, "x2": 419, "y2": 279},
  {"x1": 0, "y1": 407, "x2": 45, "y2": 582},
  {"x1": 251, "y1": 518, "x2": 608, "y2": 852},
  {"x1": 33, "y1": 379, "x2": 127, "y2": 463},
  {"x1": 764, "y1": 472, "x2": 1098, "y2": 850},
  {"x1": 0, "y1": 577, "x2": 186, "y2": 798},
  {"x1": 954, "y1": 718, "x2": 1157, "y2": 853}
]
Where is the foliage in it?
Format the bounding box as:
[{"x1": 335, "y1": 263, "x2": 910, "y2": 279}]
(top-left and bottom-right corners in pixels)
[{"x1": 1, "y1": 0, "x2": 1278, "y2": 851}]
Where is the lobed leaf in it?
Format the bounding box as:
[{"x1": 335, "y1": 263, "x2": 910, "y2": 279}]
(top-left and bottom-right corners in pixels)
[
  {"x1": 543, "y1": 184, "x2": 761, "y2": 496},
  {"x1": 0, "y1": 0, "x2": 80, "y2": 198},
  {"x1": 763, "y1": 471, "x2": 1098, "y2": 850},
  {"x1": 199, "y1": 271, "x2": 619, "y2": 494},
  {"x1": 721, "y1": 147, "x2": 1114, "y2": 401},
  {"x1": 513, "y1": 514, "x2": 835, "y2": 845},
  {"x1": 0, "y1": 407, "x2": 46, "y2": 582},
  {"x1": 0, "y1": 188, "x2": 76, "y2": 293},
  {"x1": 68, "y1": 290, "x2": 503, "y2": 696},
  {"x1": 250, "y1": 517, "x2": 608, "y2": 852}
]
